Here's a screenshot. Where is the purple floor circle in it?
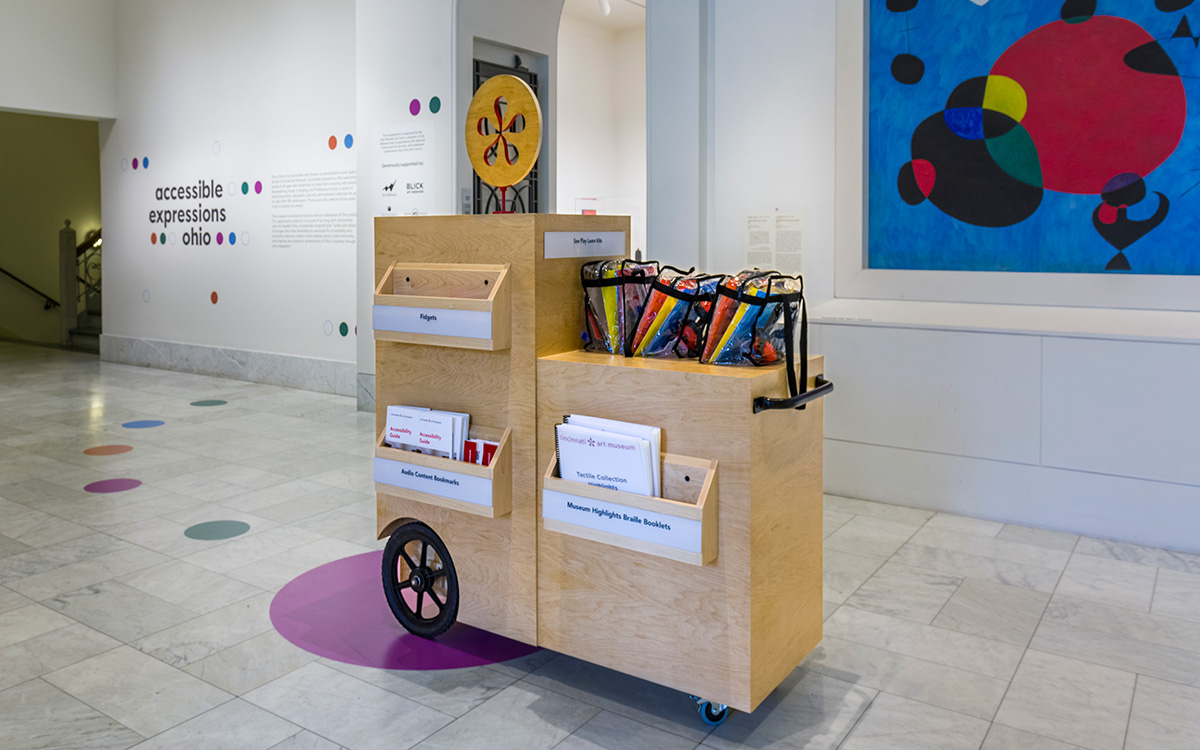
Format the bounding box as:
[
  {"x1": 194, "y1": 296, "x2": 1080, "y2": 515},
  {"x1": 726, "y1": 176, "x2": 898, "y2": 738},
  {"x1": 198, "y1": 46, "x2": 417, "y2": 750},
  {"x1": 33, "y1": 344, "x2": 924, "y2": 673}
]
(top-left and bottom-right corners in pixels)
[
  {"x1": 84, "y1": 478, "x2": 142, "y2": 493},
  {"x1": 270, "y1": 551, "x2": 540, "y2": 671}
]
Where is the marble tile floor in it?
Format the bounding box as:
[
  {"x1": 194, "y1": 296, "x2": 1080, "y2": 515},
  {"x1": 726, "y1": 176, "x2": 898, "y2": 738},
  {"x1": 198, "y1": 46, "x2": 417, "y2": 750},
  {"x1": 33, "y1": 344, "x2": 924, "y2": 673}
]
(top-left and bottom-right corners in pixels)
[{"x1": 2, "y1": 341, "x2": 1200, "y2": 749}]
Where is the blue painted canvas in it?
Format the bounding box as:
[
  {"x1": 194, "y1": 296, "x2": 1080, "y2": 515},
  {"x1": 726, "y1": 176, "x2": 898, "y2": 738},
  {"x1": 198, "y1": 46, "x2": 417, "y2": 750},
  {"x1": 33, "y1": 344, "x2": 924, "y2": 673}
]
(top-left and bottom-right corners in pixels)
[{"x1": 868, "y1": 0, "x2": 1200, "y2": 274}]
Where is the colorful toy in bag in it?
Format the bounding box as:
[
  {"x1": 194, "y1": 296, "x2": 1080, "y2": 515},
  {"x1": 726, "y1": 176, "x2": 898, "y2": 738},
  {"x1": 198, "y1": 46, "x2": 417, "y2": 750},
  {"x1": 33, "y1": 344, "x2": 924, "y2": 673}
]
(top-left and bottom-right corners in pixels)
[
  {"x1": 582, "y1": 260, "x2": 660, "y2": 354},
  {"x1": 675, "y1": 275, "x2": 723, "y2": 358},
  {"x1": 631, "y1": 269, "x2": 724, "y2": 358},
  {"x1": 699, "y1": 270, "x2": 774, "y2": 364},
  {"x1": 705, "y1": 273, "x2": 803, "y2": 367},
  {"x1": 629, "y1": 266, "x2": 691, "y2": 356},
  {"x1": 582, "y1": 261, "x2": 622, "y2": 353},
  {"x1": 618, "y1": 260, "x2": 659, "y2": 355}
]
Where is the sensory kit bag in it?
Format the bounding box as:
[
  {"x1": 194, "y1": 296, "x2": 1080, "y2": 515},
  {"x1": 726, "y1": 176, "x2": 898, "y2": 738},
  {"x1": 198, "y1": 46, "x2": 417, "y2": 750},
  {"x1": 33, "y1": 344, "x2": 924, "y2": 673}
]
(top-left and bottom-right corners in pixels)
[
  {"x1": 700, "y1": 269, "x2": 810, "y2": 402},
  {"x1": 629, "y1": 267, "x2": 725, "y2": 358},
  {"x1": 582, "y1": 259, "x2": 660, "y2": 354}
]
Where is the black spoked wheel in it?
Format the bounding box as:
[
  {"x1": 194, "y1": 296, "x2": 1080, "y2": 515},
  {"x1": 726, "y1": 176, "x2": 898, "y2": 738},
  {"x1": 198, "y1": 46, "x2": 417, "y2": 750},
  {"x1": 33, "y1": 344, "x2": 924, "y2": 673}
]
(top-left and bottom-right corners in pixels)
[{"x1": 382, "y1": 521, "x2": 459, "y2": 638}]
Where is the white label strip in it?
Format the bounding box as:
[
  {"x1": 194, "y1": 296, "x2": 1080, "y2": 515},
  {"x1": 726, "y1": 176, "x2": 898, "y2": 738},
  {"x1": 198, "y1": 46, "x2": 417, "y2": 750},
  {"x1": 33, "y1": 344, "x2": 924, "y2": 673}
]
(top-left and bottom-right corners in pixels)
[
  {"x1": 544, "y1": 231, "x2": 626, "y2": 259},
  {"x1": 542, "y1": 488, "x2": 702, "y2": 553},
  {"x1": 372, "y1": 305, "x2": 491, "y2": 340},
  {"x1": 374, "y1": 457, "x2": 493, "y2": 507}
]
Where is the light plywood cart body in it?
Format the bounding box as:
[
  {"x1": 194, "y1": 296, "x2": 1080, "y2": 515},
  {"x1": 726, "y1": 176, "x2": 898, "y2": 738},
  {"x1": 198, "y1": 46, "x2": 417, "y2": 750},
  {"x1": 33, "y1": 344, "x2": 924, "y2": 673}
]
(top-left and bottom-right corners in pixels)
[{"x1": 373, "y1": 214, "x2": 829, "y2": 720}]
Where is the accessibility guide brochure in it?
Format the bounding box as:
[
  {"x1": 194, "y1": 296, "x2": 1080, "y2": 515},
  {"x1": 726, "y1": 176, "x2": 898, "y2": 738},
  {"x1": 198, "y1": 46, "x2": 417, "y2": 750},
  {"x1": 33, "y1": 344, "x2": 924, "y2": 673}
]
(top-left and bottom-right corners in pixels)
[
  {"x1": 385, "y1": 405, "x2": 455, "y2": 458},
  {"x1": 562, "y1": 414, "x2": 661, "y2": 497},
  {"x1": 555, "y1": 419, "x2": 657, "y2": 497}
]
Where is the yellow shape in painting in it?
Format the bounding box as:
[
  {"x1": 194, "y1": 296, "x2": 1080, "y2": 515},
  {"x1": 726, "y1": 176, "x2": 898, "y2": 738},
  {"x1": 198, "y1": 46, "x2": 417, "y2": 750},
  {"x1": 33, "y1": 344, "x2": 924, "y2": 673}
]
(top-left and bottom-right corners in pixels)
[
  {"x1": 465, "y1": 75, "x2": 543, "y2": 189},
  {"x1": 983, "y1": 75, "x2": 1027, "y2": 123}
]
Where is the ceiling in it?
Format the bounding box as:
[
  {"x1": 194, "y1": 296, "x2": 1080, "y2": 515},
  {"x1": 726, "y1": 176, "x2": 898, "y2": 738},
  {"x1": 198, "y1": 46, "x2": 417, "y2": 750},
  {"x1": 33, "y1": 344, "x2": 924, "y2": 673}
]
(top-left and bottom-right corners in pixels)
[{"x1": 561, "y1": 0, "x2": 645, "y2": 33}]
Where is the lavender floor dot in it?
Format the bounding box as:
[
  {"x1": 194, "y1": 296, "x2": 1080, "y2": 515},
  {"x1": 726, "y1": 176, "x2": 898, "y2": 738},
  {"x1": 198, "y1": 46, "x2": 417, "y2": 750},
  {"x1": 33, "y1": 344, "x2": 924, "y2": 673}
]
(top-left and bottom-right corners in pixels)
[
  {"x1": 84, "y1": 478, "x2": 142, "y2": 493},
  {"x1": 271, "y1": 551, "x2": 539, "y2": 670},
  {"x1": 122, "y1": 420, "x2": 164, "y2": 429}
]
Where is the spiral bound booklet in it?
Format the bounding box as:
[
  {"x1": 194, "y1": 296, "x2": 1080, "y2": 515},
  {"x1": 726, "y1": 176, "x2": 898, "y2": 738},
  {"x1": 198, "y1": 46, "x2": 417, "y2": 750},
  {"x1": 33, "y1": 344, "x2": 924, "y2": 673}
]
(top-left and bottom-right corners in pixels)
[
  {"x1": 562, "y1": 414, "x2": 661, "y2": 496},
  {"x1": 554, "y1": 418, "x2": 658, "y2": 498}
]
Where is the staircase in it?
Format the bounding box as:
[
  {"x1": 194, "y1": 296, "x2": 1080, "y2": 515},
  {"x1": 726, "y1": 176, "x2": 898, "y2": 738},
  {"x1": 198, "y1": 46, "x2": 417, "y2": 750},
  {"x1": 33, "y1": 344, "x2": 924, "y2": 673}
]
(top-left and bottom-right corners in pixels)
[
  {"x1": 68, "y1": 226, "x2": 101, "y2": 353},
  {"x1": 69, "y1": 311, "x2": 101, "y2": 353}
]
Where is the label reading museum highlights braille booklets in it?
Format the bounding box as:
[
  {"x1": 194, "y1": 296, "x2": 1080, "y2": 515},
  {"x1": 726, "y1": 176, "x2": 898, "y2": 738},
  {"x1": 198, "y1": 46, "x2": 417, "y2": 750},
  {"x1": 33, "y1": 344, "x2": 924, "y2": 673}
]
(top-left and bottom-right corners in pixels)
[
  {"x1": 541, "y1": 489, "x2": 702, "y2": 554},
  {"x1": 543, "y1": 231, "x2": 626, "y2": 259}
]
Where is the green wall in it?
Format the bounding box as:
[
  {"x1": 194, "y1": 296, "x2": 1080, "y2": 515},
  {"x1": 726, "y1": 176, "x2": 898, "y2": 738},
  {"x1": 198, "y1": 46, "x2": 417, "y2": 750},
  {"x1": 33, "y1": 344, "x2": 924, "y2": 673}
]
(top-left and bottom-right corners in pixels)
[{"x1": 0, "y1": 110, "x2": 100, "y2": 343}]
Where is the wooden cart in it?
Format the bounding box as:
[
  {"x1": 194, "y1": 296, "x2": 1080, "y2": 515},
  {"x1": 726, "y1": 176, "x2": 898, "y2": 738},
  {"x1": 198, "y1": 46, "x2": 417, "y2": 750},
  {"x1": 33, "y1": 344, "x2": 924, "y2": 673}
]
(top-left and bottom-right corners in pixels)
[{"x1": 373, "y1": 214, "x2": 830, "y2": 723}]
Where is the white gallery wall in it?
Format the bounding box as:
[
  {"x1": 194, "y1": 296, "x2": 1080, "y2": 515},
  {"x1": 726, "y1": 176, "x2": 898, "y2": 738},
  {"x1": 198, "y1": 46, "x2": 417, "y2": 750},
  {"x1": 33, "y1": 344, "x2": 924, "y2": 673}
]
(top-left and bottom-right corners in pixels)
[
  {"x1": 557, "y1": 16, "x2": 647, "y2": 256},
  {"x1": 354, "y1": 0, "x2": 455, "y2": 408},
  {"x1": 99, "y1": 0, "x2": 372, "y2": 396},
  {"x1": 647, "y1": 0, "x2": 1200, "y2": 552},
  {"x1": 0, "y1": 0, "x2": 117, "y2": 120}
]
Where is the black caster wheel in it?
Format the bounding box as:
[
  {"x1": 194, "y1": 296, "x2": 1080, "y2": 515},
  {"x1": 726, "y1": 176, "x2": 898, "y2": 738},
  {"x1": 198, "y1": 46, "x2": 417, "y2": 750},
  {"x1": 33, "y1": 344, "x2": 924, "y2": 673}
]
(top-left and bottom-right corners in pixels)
[{"x1": 382, "y1": 520, "x2": 459, "y2": 638}]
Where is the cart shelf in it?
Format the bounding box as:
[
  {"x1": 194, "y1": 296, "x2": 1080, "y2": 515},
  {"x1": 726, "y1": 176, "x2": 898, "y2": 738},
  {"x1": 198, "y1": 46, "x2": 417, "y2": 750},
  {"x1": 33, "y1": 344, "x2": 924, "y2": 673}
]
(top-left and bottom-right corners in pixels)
[
  {"x1": 542, "y1": 452, "x2": 718, "y2": 565},
  {"x1": 372, "y1": 262, "x2": 511, "y2": 351},
  {"x1": 374, "y1": 426, "x2": 512, "y2": 518}
]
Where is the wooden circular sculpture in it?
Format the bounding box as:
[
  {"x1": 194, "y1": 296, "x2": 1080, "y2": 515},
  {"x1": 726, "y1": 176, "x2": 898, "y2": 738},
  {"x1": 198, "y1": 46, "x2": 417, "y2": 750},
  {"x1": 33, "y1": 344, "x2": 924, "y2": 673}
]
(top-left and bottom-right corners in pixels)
[{"x1": 465, "y1": 75, "x2": 543, "y2": 202}]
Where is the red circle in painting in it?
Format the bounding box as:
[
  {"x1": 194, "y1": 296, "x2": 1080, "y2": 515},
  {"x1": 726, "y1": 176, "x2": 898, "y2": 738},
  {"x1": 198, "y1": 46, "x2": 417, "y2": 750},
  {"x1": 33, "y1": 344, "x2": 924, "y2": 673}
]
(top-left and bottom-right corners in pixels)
[
  {"x1": 991, "y1": 17, "x2": 1186, "y2": 195},
  {"x1": 210, "y1": 291, "x2": 218, "y2": 304},
  {"x1": 84, "y1": 445, "x2": 133, "y2": 456}
]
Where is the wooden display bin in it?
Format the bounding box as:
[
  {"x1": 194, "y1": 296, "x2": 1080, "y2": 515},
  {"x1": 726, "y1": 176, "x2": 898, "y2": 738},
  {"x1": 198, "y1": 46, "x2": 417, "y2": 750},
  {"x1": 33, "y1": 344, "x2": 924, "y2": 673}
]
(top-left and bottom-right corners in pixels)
[
  {"x1": 542, "y1": 452, "x2": 718, "y2": 566},
  {"x1": 372, "y1": 262, "x2": 511, "y2": 350},
  {"x1": 374, "y1": 214, "x2": 629, "y2": 645},
  {"x1": 535, "y1": 351, "x2": 826, "y2": 713},
  {"x1": 375, "y1": 426, "x2": 512, "y2": 519}
]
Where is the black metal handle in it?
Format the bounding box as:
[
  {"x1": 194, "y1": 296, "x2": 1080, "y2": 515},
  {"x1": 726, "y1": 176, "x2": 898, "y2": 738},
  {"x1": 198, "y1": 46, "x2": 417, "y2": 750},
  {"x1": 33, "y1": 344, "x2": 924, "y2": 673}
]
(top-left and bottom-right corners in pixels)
[{"x1": 752, "y1": 375, "x2": 834, "y2": 414}]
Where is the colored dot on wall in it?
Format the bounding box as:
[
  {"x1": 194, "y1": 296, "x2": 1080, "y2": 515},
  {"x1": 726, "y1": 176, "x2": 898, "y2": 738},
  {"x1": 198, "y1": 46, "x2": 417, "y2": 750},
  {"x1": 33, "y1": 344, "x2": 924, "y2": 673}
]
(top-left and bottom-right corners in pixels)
[
  {"x1": 142, "y1": 157, "x2": 149, "y2": 169},
  {"x1": 328, "y1": 135, "x2": 337, "y2": 150},
  {"x1": 229, "y1": 232, "x2": 237, "y2": 245},
  {"x1": 323, "y1": 320, "x2": 333, "y2": 335},
  {"x1": 151, "y1": 233, "x2": 157, "y2": 245},
  {"x1": 339, "y1": 322, "x2": 348, "y2": 337},
  {"x1": 132, "y1": 157, "x2": 139, "y2": 170},
  {"x1": 344, "y1": 134, "x2": 354, "y2": 149},
  {"x1": 242, "y1": 181, "x2": 249, "y2": 195},
  {"x1": 409, "y1": 99, "x2": 421, "y2": 116},
  {"x1": 430, "y1": 96, "x2": 441, "y2": 114},
  {"x1": 216, "y1": 232, "x2": 224, "y2": 245},
  {"x1": 255, "y1": 180, "x2": 262, "y2": 194},
  {"x1": 121, "y1": 159, "x2": 128, "y2": 171},
  {"x1": 143, "y1": 289, "x2": 150, "y2": 303},
  {"x1": 160, "y1": 233, "x2": 166, "y2": 245},
  {"x1": 211, "y1": 291, "x2": 219, "y2": 304}
]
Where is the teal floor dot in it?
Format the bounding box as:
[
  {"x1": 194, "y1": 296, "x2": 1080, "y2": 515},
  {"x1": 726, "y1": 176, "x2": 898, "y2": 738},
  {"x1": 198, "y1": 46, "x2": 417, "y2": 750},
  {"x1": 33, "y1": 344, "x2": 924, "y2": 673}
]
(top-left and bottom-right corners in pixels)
[
  {"x1": 184, "y1": 520, "x2": 250, "y2": 540},
  {"x1": 190, "y1": 400, "x2": 228, "y2": 407}
]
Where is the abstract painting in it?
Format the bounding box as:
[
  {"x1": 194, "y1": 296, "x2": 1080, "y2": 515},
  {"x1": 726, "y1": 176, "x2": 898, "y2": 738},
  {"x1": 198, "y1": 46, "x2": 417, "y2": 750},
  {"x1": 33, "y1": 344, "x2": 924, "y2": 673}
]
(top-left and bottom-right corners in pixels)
[{"x1": 868, "y1": 0, "x2": 1200, "y2": 274}]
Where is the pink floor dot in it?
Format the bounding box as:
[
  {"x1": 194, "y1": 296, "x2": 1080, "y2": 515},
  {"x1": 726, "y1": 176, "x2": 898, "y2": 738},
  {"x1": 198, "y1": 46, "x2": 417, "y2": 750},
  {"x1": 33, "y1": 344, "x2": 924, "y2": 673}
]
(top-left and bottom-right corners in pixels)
[
  {"x1": 271, "y1": 551, "x2": 540, "y2": 670},
  {"x1": 84, "y1": 478, "x2": 142, "y2": 493}
]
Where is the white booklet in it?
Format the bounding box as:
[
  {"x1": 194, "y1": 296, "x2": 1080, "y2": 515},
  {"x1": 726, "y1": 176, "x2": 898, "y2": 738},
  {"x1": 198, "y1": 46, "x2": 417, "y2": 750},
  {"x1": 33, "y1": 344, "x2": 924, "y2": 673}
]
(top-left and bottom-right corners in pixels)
[
  {"x1": 555, "y1": 422, "x2": 655, "y2": 497},
  {"x1": 563, "y1": 414, "x2": 661, "y2": 497},
  {"x1": 385, "y1": 405, "x2": 454, "y2": 458},
  {"x1": 439, "y1": 410, "x2": 470, "y2": 461}
]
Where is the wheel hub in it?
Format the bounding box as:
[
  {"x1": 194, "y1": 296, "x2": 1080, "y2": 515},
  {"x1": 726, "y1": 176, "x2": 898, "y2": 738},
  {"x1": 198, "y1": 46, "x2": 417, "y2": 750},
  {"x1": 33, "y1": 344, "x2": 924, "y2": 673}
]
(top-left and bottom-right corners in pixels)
[{"x1": 409, "y1": 567, "x2": 431, "y2": 593}]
